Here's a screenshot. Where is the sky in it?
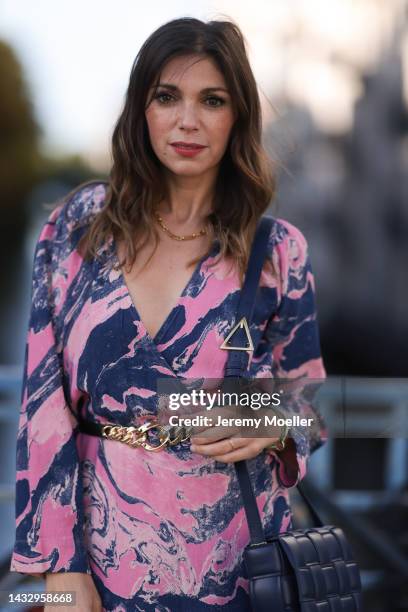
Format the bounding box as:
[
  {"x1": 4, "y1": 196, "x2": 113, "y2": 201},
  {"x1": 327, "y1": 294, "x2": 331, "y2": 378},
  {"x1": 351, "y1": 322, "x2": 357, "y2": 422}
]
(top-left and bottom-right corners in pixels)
[{"x1": 0, "y1": 0, "x2": 406, "y2": 170}]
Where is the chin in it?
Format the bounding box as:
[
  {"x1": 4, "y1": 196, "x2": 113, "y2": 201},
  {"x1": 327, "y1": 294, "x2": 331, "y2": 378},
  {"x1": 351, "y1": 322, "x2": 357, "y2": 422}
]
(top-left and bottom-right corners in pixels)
[{"x1": 167, "y1": 163, "x2": 212, "y2": 178}]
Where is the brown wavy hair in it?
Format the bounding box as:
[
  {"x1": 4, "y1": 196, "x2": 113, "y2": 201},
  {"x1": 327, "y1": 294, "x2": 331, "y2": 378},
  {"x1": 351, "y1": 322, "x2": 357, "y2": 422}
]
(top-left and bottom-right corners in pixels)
[{"x1": 73, "y1": 17, "x2": 277, "y2": 285}]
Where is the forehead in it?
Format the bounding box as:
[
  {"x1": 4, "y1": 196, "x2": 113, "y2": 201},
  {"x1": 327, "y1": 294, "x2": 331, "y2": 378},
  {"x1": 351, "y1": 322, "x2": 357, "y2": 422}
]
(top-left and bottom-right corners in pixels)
[{"x1": 158, "y1": 54, "x2": 227, "y2": 88}]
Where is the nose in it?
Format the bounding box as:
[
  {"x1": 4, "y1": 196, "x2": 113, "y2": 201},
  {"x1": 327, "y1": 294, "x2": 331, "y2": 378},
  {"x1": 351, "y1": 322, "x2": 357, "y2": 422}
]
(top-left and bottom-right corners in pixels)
[{"x1": 177, "y1": 101, "x2": 199, "y2": 131}]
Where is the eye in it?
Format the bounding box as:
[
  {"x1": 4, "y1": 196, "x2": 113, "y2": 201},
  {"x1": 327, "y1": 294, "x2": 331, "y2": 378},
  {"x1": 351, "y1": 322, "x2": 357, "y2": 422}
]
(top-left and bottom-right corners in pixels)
[
  {"x1": 154, "y1": 92, "x2": 173, "y2": 104},
  {"x1": 152, "y1": 92, "x2": 226, "y2": 107},
  {"x1": 204, "y1": 96, "x2": 226, "y2": 107}
]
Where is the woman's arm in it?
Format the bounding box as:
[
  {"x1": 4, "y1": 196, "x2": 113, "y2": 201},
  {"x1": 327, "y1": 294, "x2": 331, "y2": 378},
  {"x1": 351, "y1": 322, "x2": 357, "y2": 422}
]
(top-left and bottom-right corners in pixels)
[
  {"x1": 9, "y1": 204, "x2": 91, "y2": 575},
  {"x1": 264, "y1": 219, "x2": 328, "y2": 487}
]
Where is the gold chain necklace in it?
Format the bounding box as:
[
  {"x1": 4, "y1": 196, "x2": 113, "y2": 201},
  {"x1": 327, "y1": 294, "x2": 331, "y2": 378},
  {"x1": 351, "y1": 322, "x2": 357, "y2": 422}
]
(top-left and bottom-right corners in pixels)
[{"x1": 153, "y1": 209, "x2": 207, "y2": 241}]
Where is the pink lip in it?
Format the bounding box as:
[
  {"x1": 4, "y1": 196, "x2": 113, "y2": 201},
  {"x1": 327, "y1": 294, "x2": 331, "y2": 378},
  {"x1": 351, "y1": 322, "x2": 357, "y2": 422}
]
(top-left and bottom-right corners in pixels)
[
  {"x1": 170, "y1": 142, "x2": 207, "y2": 157},
  {"x1": 171, "y1": 141, "x2": 206, "y2": 149}
]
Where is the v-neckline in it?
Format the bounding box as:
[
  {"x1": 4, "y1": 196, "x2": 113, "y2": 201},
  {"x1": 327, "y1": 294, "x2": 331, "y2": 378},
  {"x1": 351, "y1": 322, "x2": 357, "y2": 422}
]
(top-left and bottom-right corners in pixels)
[{"x1": 111, "y1": 237, "x2": 219, "y2": 347}]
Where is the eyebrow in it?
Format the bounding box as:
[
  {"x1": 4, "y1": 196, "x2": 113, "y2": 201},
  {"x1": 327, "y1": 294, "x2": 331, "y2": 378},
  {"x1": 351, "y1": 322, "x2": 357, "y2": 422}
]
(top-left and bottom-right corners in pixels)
[{"x1": 154, "y1": 82, "x2": 230, "y2": 94}]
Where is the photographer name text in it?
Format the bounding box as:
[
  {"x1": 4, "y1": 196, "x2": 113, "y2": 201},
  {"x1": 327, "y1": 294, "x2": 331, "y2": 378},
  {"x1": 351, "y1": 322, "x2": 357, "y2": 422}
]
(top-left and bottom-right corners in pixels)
[{"x1": 168, "y1": 414, "x2": 314, "y2": 428}]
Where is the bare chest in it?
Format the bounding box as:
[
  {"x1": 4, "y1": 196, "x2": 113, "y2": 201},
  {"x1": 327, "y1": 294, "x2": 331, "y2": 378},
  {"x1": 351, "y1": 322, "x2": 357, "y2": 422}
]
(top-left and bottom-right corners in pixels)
[{"x1": 118, "y1": 236, "x2": 212, "y2": 341}]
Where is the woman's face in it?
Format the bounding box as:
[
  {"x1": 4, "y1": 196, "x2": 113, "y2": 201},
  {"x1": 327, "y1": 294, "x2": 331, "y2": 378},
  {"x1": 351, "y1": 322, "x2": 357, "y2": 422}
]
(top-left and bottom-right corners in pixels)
[{"x1": 145, "y1": 54, "x2": 236, "y2": 179}]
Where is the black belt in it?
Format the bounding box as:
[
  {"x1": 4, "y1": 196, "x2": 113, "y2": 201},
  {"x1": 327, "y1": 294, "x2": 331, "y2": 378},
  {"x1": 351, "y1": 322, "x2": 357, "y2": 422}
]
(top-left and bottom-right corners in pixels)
[{"x1": 77, "y1": 418, "x2": 104, "y2": 437}]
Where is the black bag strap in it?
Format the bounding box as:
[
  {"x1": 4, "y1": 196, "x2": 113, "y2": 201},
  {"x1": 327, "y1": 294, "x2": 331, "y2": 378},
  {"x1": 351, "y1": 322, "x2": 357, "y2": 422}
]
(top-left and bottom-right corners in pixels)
[
  {"x1": 226, "y1": 215, "x2": 323, "y2": 544},
  {"x1": 224, "y1": 216, "x2": 274, "y2": 378}
]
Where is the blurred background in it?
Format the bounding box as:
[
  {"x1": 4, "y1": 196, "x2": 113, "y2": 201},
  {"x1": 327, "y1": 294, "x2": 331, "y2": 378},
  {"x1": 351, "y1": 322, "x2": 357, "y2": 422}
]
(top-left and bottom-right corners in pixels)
[{"x1": 0, "y1": 0, "x2": 407, "y2": 610}]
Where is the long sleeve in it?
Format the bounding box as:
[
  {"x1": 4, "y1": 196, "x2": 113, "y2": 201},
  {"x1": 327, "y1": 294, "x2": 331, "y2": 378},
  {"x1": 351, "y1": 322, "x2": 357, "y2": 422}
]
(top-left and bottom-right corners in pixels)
[
  {"x1": 9, "y1": 205, "x2": 90, "y2": 575},
  {"x1": 264, "y1": 219, "x2": 328, "y2": 487}
]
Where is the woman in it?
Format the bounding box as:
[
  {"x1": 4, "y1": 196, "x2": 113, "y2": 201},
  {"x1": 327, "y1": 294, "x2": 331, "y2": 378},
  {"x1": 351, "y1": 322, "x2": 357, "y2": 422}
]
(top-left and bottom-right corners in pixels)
[{"x1": 10, "y1": 17, "x2": 327, "y2": 612}]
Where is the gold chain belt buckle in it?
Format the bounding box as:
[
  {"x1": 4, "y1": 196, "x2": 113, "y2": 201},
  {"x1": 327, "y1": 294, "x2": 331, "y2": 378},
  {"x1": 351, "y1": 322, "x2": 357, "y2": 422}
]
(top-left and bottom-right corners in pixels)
[
  {"x1": 101, "y1": 424, "x2": 147, "y2": 447},
  {"x1": 160, "y1": 424, "x2": 193, "y2": 447},
  {"x1": 138, "y1": 421, "x2": 170, "y2": 452},
  {"x1": 101, "y1": 421, "x2": 192, "y2": 452}
]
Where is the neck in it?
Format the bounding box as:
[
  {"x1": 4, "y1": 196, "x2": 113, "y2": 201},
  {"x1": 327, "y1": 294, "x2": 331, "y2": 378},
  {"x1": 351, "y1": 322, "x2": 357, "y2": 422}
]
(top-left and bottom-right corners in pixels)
[{"x1": 158, "y1": 167, "x2": 217, "y2": 225}]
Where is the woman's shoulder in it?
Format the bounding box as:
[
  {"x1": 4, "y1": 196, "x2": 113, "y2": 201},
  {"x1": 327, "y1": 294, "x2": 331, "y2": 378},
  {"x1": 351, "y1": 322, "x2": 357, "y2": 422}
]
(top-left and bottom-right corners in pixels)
[
  {"x1": 265, "y1": 214, "x2": 309, "y2": 253},
  {"x1": 264, "y1": 214, "x2": 310, "y2": 268},
  {"x1": 39, "y1": 180, "x2": 109, "y2": 261},
  {"x1": 48, "y1": 179, "x2": 108, "y2": 234},
  {"x1": 31, "y1": 180, "x2": 109, "y2": 284}
]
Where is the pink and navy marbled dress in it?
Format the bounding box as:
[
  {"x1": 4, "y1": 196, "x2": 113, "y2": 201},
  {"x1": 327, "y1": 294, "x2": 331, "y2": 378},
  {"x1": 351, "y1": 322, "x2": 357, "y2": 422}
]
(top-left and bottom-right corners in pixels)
[{"x1": 10, "y1": 182, "x2": 327, "y2": 611}]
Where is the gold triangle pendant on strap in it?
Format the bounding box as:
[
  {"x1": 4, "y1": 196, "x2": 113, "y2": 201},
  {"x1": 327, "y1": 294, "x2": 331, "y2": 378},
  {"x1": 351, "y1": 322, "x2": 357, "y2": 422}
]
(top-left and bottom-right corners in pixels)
[{"x1": 220, "y1": 317, "x2": 254, "y2": 351}]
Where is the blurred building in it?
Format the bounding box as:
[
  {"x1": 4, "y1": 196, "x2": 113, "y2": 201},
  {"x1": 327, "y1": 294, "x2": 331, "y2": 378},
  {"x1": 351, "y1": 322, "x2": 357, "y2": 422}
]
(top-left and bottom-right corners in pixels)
[{"x1": 266, "y1": 16, "x2": 408, "y2": 376}]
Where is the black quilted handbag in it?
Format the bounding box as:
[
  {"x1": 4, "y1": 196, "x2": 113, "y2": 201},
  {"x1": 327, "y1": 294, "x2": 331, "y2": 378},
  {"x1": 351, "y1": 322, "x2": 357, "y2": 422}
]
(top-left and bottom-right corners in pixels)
[
  {"x1": 241, "y1": 484, "x2": 362, "y2": 611},
  {"x1": 221, "y1": 216, "x2": 363, "y2": 611}
]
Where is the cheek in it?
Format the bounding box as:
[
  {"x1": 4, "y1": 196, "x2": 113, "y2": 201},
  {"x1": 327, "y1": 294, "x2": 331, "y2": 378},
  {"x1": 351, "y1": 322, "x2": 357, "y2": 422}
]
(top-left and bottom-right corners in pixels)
[
  {"x1": 145, "y1": 109, "x2": 171, "y2": 150},
  {"x1": 208, "y1": 113, "x2": 234, "y2": 151}
]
